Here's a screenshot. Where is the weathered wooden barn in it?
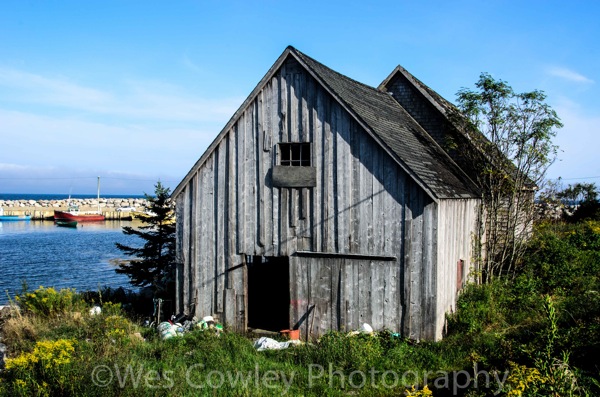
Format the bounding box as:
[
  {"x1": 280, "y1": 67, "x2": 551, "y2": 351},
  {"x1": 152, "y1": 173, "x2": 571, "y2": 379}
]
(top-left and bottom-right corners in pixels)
[{"x1": 172, "y1": 46, "x2": 482, "y2": 341}]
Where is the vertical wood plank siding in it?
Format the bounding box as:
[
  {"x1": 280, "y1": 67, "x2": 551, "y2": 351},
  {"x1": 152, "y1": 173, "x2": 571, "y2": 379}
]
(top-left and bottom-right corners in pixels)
[
  {"x1": 290, "y1": 256, "x2": 402, "y2": 339},
  {"x1": 175, "y1": 194, "x2": 185, "y2": 313},
  {"x1": 434, "y1": 199, "x2": 480, "y2": 339},
  {"x1": 174, "y1": 57, "x2": 480, "y2": 340}
]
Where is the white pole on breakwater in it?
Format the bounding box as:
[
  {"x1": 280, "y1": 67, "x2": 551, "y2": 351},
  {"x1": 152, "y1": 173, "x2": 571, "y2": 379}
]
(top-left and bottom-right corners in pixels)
[{"x1": 97, "y1": 176, "x2": 100, "y2": 214}]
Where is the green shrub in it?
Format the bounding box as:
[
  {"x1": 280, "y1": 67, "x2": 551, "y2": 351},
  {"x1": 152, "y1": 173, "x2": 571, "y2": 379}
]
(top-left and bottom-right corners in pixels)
[
  {"x1": 15, "y1": 286, "x2": 85, "y2": 318},
  {"x1": 3, "y1": 339, "x2": 79, "y2": 396},
  {"x1": 296, "y1": 331, "x2": 383, "y2": 373},
  {"x1": 522, "y1": 221, "x2": 600, "y2": 295},
  {"x1": 447, "y1": 281, "x2": 509, "y2": 335}
]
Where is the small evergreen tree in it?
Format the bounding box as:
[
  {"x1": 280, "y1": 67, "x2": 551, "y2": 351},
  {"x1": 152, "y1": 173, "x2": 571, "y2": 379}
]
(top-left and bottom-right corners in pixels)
[{"x1": 115, "y1": 181, "x2": 176, "y2": 298}]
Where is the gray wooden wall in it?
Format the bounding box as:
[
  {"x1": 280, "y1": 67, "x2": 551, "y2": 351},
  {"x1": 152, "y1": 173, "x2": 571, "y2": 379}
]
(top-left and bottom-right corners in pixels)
[
  {"x1": 290, "y1": 255, "x2": 401, "y2": 340},
  {"x1": 174, "y1": 57, "x2": 480, "y2": 340},
  {"x1": 434, "y1": 199, "x2": 480, "y2": 339}
]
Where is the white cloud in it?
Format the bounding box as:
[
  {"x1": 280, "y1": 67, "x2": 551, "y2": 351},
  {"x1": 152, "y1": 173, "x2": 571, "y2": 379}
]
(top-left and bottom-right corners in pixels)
[
  {"x1": 119, "y1": 79, "x2": 243, "y2": 121},
  {"x1": 0, "y1": 68, "x2": 111, "y2": 107},
  {"x1": 0, "y1": 163, "x2": 30, "y2": 171},
  {"x1": 0, "y1": 109, "x2": 217, "y2": 178},
  {"x1": 0, "y1": 66, "x2": 244, "y2": 189},
  {"x1": 0, "y1": 66, "x2": 242, "y2": 123},
  {"x1": 546, "y1": 66, "x2": 594, "y2": 84},
  {"x1": 0, "y1": 66, "x2": 248, "y2": 191}
]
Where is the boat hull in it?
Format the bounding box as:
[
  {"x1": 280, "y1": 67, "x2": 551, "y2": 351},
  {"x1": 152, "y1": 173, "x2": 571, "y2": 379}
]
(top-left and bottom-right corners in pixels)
[
  {"x1": 0, "y1": 215, "x2": 31, "y2": 221},
  {"x1": 55, "y1": 220, "x2": 78, "y2": 228},
  {"x1": 54, "y1": 210, "x2": 105, "y2": 222}
]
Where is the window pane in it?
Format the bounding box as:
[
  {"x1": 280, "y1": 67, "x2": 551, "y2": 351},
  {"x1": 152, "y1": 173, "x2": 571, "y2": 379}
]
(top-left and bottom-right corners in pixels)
[
  {"x1": 291, "y1": 144, "x2": 301, "y2": 162},
  {"x1": 300, "y1": 143, "x2": 310, "y2": 166},
  {"x1": 280, "y1": 144, "x2": 291, "y2": 166}
]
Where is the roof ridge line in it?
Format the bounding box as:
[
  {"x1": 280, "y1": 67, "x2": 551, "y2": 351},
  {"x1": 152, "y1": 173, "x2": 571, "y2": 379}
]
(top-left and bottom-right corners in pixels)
[{"x1": 290, "y1": 47, "x2": 391, "y2": 97}]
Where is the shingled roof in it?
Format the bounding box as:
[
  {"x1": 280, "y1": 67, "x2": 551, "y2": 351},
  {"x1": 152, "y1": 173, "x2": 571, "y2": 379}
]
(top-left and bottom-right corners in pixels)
[{"x1": 290, "y1": 47, "x2": 479, "y2": 199}]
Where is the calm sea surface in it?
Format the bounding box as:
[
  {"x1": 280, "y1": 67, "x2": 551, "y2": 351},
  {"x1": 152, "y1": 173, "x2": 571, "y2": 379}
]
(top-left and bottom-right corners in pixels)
[
  {"x1": 0, "y1": 220, "x2": 142, "y2": 304},
  {"x1": 0, "y1": 193, "x2": 146, "y2": 201}
]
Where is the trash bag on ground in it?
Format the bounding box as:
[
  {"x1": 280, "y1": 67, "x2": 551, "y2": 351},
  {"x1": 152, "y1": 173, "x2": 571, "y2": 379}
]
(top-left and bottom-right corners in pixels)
[{"x1": 253, "y1": 337, "x2": 302, "y2": 351}]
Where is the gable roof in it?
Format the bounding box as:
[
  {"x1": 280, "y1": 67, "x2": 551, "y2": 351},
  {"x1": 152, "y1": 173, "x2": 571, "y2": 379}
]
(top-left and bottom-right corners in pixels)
[
  {"x1": 379, "y1": 65, "x2": 459, "y2": 119},
  {"x1": 173, "y1": 46, "x2": 480, "y2": 200},
  {"x1": 379, "y1": 65, "x2": 535, "y2": 191}
]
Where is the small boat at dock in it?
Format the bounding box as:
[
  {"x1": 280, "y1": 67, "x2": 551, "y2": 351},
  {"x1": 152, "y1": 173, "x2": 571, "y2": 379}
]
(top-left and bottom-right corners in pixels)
[
  {"x1": 0, "y1": 207, "x2": 31, "y2": 221},
  {"x1": 55, "y1": 220, "x2": 78, "y2": 228},
  {"x1": 53, "y1": 177, "x2": 105, "y2": 222},
  {"x1": 54, "y1": 204, "x2": 105, "y2": 222}
]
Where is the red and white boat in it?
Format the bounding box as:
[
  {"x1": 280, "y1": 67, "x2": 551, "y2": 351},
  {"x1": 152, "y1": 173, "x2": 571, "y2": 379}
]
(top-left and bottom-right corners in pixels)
[
  {"x1": 54, "y1": 205, "x2": 105, "y2": 222},
  {"x1": 54, "y1": 177, "x2": 105, "y2": 222}
]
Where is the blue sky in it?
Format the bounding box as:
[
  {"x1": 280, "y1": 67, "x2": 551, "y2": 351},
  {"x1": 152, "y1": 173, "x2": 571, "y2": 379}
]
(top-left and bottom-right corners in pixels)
[{"x1": 0, "y1": 1, "x2": 598, "y2": 195}]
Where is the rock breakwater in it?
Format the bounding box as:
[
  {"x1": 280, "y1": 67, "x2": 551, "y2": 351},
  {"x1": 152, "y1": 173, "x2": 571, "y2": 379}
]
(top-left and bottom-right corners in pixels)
[
  {"x1": 0, "y1": 197, "x2": 148, "y2": 210},
  {"x1": 0, "y1": 198, "x2": 150, "y2": 220}
]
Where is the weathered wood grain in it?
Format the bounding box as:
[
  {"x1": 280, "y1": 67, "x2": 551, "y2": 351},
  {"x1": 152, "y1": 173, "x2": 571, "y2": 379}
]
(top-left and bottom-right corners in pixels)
[{"x1": 172, "y1": 56, "x2": 481, "y2": 340}]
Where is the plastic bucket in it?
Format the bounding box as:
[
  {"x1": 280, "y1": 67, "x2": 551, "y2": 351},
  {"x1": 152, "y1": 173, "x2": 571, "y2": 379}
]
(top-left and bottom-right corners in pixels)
[{"x1": 280, "y1": 329, "x2": 300, "y2": 340}]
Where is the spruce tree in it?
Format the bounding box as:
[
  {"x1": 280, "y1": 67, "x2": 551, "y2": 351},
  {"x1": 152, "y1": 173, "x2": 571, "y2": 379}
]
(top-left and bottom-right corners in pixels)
[{"x1": 115, "y1": 181, "x2": 176, "y2": 298}]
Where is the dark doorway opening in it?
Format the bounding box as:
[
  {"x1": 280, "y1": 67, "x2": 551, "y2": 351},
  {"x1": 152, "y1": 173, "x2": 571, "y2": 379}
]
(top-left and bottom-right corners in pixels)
[{"x1": 247, "y1": 256, "x2": 290, "y2": 331}]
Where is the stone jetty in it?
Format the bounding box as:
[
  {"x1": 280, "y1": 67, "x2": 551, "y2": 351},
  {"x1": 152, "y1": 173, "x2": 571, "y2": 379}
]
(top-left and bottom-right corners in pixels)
[{"x1": 0, "y1": 198, "x2": 149, "y2": 220}]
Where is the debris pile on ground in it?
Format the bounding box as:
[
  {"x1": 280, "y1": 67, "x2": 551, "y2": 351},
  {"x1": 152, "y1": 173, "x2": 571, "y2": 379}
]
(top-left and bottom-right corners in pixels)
[
  {"x1": 347, "y1": 322, "x2": 374, "y2": 336},
  {"x1": 157, "y1": 315, "x2": 223, "y2": 340},
  {"x1": 253, "y1": 337, "x2": 302, "y2": 351}
]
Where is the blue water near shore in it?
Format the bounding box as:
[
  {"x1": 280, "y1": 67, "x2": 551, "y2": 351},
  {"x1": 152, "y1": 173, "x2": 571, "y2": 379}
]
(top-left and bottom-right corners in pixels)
[
  {"x1": 0, "y1": 193, "x2": 146, "y2": 201},
  {"x1": 0, "y1": 220, "x2": 142, "y2": 304}
]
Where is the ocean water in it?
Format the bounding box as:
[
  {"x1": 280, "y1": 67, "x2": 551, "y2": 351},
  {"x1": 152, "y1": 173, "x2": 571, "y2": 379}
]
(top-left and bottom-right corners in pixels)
[
  {"x1": 0, "y1": 220, "x2": 143, "y2": 304},
  {"x1": 0, "y1": 193, "x2": 146, "y2": 201}
]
